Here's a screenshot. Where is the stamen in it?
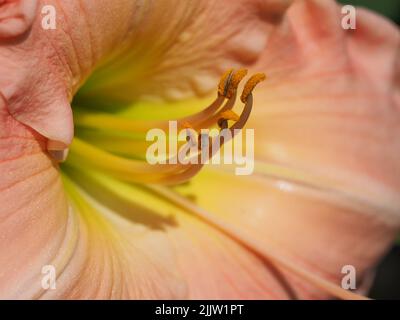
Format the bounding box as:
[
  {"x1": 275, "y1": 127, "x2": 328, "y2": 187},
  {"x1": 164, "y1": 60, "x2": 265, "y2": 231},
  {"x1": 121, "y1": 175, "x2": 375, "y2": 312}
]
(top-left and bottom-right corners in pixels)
[
  {"x1": 73, "y1": 95, "x2": 225, "y2": 133},
  {"x1": 148, "y1": 185, "x2": 370, "y2": 300},
  {"x1": 231, "y1": 93, "x2": 253, "y2": 130},
  {"x1": 220, "y1": 110, "x2": 240, "y2": 122},
  {"x1": 197, "y1": 94, "x2": 236, "y2": 129},
  {"x1": 218, "y1": 69, "x2": 234, "y2": 97},
  {"x1": 226, "y1": 69, "x2": 248, "y2": 99},
  {"x1": 70, "y1": 69, "x2": 265, "y2": 186},
  {"x1": 241, "y1": 73, "x2": 266, "y2": 103},
  {"x1": 181, "y1": 122, "x2": 193, "y2": 130}
]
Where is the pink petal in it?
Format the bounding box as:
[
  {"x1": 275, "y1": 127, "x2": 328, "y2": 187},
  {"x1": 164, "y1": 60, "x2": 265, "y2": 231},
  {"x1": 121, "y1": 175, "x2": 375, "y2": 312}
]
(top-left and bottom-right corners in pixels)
[
  {"x1": 0, "y1": 98, "x2": 185, "y2": 299},
  {"x1": 77, "y1": 0, "x2": 292, "y2": 102},
  {"x1": 172, "y1": 0, "x2": 400, "y2": 298},
  {"x1": 1, "y1": 0, "x2": 399, "y2": 300},
  {"x1": 250, "y1": 0, "x2": 400, "y2": 199}
]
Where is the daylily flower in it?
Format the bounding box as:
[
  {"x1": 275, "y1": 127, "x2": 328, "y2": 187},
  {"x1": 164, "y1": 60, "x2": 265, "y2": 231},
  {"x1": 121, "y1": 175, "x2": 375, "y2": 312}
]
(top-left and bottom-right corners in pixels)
[{"x1": 0, "y1": 0, "x2": 399, "y2": 299}]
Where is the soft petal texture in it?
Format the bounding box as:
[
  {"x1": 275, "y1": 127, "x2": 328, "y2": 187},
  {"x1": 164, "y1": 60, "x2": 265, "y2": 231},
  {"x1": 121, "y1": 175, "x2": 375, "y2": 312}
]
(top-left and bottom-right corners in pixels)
[
  {"x1": 0, "y1": 0, "x2": 142, "y2": 148},
  {"x1": 172, "y1": 0, "x2": 400, "y2": 297},
  {"x1": 0, "y1": 0, "x2": 38, "y2": 38},
  {"x1": 76, "y1": 0, "x2": 292, "y2": 103},
  {"x1": 250, "y1": 0, "x2": 400, "y2": 204},
  {"x1": 173, "y1": 0, "x2": 400, "y2": 297},
  {"x1": 174, "y1": 167, "x2": 399, "y2": 299},
  {"x1": 1, "y1": 0, "x2": 300, "y2": 299},
  {"x1": 0, "y1": 94, "x2": 70, "y2": 298},
  {"x1": 64, "y1": 167, "x2": 300, "y2": 299},
  {"x1": 0, "y1": 0, "x2": 289, "y2": 146},
  {"x1": 0, "y1": 1, "x2": 72, "y2": 148},
  {"x1": 0, "y1": 97, "x2": 186, "y2": 299},
  {"x1": 73, "y1": 0, "x2": 399, "y2": 298}
]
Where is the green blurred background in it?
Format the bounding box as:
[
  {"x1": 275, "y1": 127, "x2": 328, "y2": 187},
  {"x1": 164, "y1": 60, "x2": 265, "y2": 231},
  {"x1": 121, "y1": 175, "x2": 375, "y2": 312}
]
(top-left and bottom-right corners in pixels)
[{"x1": 339, "y1": 0, "x2": 400, "y2": 299}]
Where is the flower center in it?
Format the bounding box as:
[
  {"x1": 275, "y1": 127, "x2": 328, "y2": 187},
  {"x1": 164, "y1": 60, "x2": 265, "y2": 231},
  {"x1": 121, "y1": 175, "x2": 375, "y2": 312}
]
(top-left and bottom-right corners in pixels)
[{"x1": 63, "y1": 69, "x2": 265, "y2": 185}]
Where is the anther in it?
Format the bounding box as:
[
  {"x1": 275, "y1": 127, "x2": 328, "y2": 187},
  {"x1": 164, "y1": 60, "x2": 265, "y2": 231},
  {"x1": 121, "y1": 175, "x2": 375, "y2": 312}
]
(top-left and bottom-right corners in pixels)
[
  {"x1": 240, "y1": 73, "x2": 266, "y2": 103},
  {"x1": 220, "y1": 110, "x2": 240, "y2": 122},
  {"x1": 226, "y1": 69, "x2": 248, "y2": 99},
  {"x1": 218, "y1": 69, "x2": 234, "y2": 97}
]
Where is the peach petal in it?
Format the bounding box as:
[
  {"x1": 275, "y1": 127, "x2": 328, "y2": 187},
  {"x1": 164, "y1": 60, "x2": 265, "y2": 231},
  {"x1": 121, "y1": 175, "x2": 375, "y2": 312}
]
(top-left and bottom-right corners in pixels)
[
  {"x1": 0, "y1": 99, "x2": 186, "y2": 299},
  {"x1": 249, "y1": 0, "x2": 400, "y2": 199},
  {"x1": 1, "y1": 0, "x2": 399, "y2": 300}
]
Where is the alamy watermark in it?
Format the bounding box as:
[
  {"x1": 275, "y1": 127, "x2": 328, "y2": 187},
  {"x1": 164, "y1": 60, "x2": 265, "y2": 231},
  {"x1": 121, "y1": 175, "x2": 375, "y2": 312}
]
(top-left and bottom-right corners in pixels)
[
  {"x1": 41, "y1": 5, "x2": 57, "y2": 30},
  {"x1": 41, "y1": 265, "x2": 56, "y2": 290},
  {"x1": 39, "y1": 4, "x2": 356, "y2": 31},
  {"x1": 341, "y1": 264, "x2": 357, "y2": 290}
]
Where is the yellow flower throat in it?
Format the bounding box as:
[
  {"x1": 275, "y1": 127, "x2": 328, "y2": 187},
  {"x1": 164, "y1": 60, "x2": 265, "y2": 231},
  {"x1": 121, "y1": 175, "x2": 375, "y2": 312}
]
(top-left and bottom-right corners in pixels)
[{"x1": 64, "y1": 69, "x2": 265, "y2": 185}]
